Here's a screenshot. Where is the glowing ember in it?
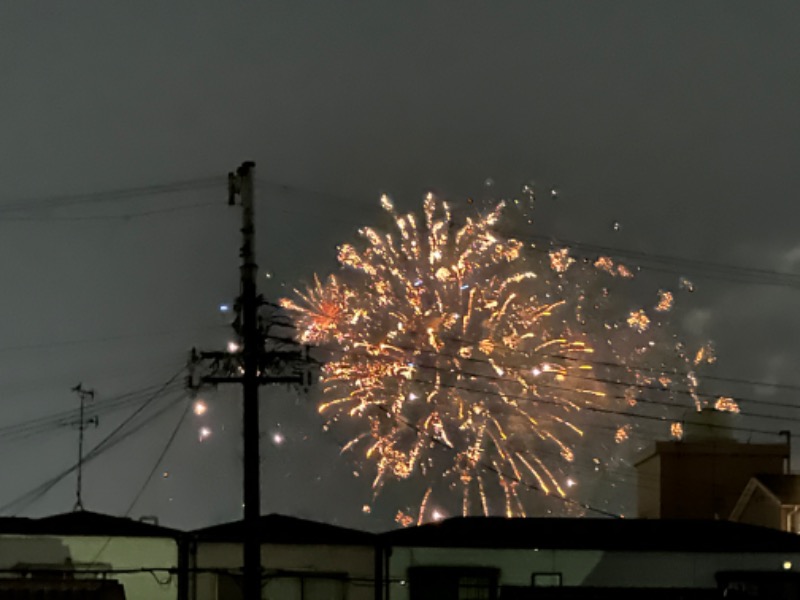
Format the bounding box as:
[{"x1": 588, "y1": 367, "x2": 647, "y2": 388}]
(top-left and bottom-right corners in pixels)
[
  {"x1": 627, "y1": 309, "x2": 651, "y2": 333},
  {"x1": 670, "y1": 422, "x2": 684, "y2": 439},
  {"x1": 654, "y1": 290, "x2": 674, "y2": 313},
  {"x1": 614, "y1": 425, "x2": 631, "y2": 444},
  {"x1": 549, "y1": 248, "x2": 575, "y2": 273},
  {"x1": 694, "y1": 344, "x2": 717, "y2": 365},
  {"x1": 395, "y1": 510, "x2": 414, "y2": 527},
  {"x1": 282, "y1": 194, "x2": 709, "y2": 518},
  {"x1": 714, "y1": 396, "x2": 740, "y2": 413}
]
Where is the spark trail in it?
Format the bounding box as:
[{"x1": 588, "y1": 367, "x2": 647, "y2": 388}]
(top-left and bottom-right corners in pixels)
[{"x1": 281, "y1": 194, "x2": 722, "y2": 522}]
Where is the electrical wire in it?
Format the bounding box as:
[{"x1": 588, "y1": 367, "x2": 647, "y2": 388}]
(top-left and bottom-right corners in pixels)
[
  {"x1": 266, "y1": 304, "x2": 800, "y2": 410},
  {"x1": 258, "y1": 178, "x2": 800, "y2": 291},
  {"x1": 0, "y1": 201, "x2": 220, "y2": 223},
  {"x1": 371, "y1": 397, "x2": 622, "y2": 519},
  {"x1": 0, "y1": 381, "x2": 184, "y2": 445},
  {"x1": 125, "y1": 399, "x2": 191, "y2": 514},
  {"x1": 0, "y1": 368, "x2": 186, "y2": 515},
  {"x1": 86, "y1": 399, "x2": 193, "y2": 565},
  {"x1": 313, "y1": 344, "x2": 786, "y2": 439},
  {"x1": 0, "y1": 177, "x2": 224, "y2": 215}
]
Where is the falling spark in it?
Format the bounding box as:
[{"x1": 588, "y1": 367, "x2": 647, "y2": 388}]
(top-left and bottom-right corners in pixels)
[
  {"x1": 679, "y1": 277, "x2": 695, "y2": 292},
  {"x1": 614, "y1": 425, "x2": 631, "y2": 444},
  {"x1": 282, "y1": 194, "x2": 709, "y2": 518},
  {"x1": 272, "y1": 432, "x2": 285, "y2": 445},
  {"x1": 714, "y1": 396, "x2": 740, "y2": 413},
  {"x1": 193, "y1": 400, "x2": 208, "y2": 416},
  {"x1": 627, "y1": 309, "x2": 650, "y2": 333},
  {"x1": 227, "y1": 341, "x2": 240, "y2": 353},
  {"x1": 654, "y1": 290, "x2": 674, "y2": 313},
  {"x1": 198, "y1": 427, "x2": 212, "y2": 442},
  {"x1": 694, "y1": 344, "x2": 717, "y2": 365},
  {"x1": 549, "y1": 248, "x2": 575, "y2": 273},
  {"x1": 395, "y1": 511, "x2": 414, "y2": 527},
  {"x1": 671, "y1": 422, "x2": 684, "y2": 439}
]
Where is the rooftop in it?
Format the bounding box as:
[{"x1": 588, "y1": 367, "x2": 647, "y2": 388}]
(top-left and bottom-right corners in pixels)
[
  {"x1": 754, "y1": 474, "x2": 800, "y2": 505},
  {"x1": 0, "y1": 511, "x2": 181, "y2": 538},
  {"x1": 193, "y1": 513, "x2": 375, "y2": 545},
  {"x1": 381, "y1": 516, "x2": 800, "y2": 553}
]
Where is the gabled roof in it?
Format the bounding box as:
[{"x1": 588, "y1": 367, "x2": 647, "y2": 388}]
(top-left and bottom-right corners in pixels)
[
  {"x1": 380, "y1": 516, "x2": 800, "y2": 553},
  {"x1": 753, "y1": 474, "x2": 800, "y2": 505},
  {"x1": 0, "y1": 517, "x2": 38, "y2": 535},
  {"x1": 193, "y1": 513, "x2": 374, "y2": 545},
  {"x1": 730, "y1": 474, "x2": 800, "y2": 521},
  {"x1": 32, "y1": 511, "x2": 181, "y2": 538}
]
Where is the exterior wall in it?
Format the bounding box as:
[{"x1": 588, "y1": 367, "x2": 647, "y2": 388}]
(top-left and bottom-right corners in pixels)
[
  {"x1": 192, "y1": 542, "x2": 374, "y2": 600},
  {"x1": 738, "y1": 488, "x2": 782, "y2": 531},
  {"x1": 0, "y1": 534, "x2": 179, "y2": 600},
  {"x1": 637, "y1": 441, "x2": 787, "y2": 520},
  {"x1": 636, "y1": 454, "x2": 660, "y2": 518},
  {"x1": 780, "y1": 506, "x2": 800, "y2": 534},
  {"x1": 386, "y1": 546, "x2": 800, "y2": 599}
]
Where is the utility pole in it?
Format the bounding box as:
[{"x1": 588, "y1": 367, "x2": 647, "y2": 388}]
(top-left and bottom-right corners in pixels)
[
  {"x1": 235, "y1": 161, "x2": 262, "y2": 600},
  {"x1": 71, "y1": 383, "x2": 97, "y2": 511},
  {"x1": 189, "y1": 161, "x2": 312, "y2": 600}
]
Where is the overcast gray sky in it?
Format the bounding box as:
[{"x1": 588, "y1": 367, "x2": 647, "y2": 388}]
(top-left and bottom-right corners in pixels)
[{"x1": 0, "y1": 2, "x2": 798, "y2": 531}]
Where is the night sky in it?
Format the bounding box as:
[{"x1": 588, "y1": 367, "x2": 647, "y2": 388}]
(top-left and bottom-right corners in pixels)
[{"x1": 1, "y1": 2, "x2": 799, "y2": 532}]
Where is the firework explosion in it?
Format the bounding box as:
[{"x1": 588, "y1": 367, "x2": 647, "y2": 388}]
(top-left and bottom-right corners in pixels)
[{"x1": 281, "y1": 194, "x2": 724, "y2": 521}]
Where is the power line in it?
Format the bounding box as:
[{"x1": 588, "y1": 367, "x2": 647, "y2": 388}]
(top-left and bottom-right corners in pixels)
[
  {"x1": 1, "y1": 392, "x2": 185, "y2": 516},
  {"x1": 258, "y1": 179, "x2": 800, "y2": 291},
  {"x1": 126, "y1": 400, "x2": 191, "y2": 513},
  {"x1": 0, "y1": 381, "x2": 184, "y2": 445},
  {"x1": 519, "y1": 232, "x2": 800, "y2": 290},
  {"x1": 269, "y1": 309, "x2": 800, "y2": 402},
  {"x1": 317, "y1": 345, "x2": 786, "y2": 438},
  {"x1": 0, "y1": 368, "x2": 186, "y2": 515},
  {"x1": 371, "y1": 395, "x2": 622, "y2": 519},
  {"x1": 0, "y1": 177, "x2": 224, "y2": 215},
  {"x1": 86, "y1": 398, "x2": 191, "y2": 565},
  {"x1": 0, "y1": 324, "x2": 226, "y2": 355},
  {"x1": 0, "y1": 201, "x2": 219, "y2": 223},
  {"x1": 296, "y1": 324, "x2": 799, "y2": 419}
]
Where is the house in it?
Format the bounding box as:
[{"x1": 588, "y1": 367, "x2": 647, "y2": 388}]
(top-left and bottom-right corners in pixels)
[
  {"x1": 634, "y1": 409, "x2": 789, "y2": 520},
  {"x1": 730, "y1": 474, "x2": 800, "y2": 533},
  {"x1": 378, "y1": 516, "x2": 800, "y2": 599},
  {"x1": 0, "y1": 511, "x2": 183, "y2": 600},
  {"x1": 189, "y1": 513, "x2": 376, "y2": 600}
]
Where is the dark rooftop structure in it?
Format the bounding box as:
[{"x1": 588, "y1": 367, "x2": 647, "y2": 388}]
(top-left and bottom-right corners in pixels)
[
  {"x1": 14, "y1": 511, "x2": 181, "y2": 538},
  {"x1": 193, "y1": 513, "x2": 375, "y2": 545},
  {"x1": 381, "y1": 516, "x2": 800, "y2": 553},
  {"x1": 752, "y1": 474, "x2": 800, "y2": 505}
]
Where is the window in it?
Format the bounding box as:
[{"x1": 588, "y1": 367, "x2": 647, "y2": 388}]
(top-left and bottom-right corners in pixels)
[{"x1": 408, "y1": 566, "x2": 499, "y2": 600}]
